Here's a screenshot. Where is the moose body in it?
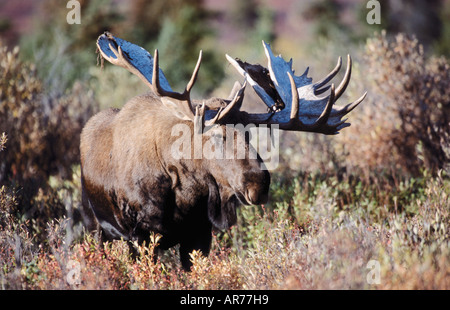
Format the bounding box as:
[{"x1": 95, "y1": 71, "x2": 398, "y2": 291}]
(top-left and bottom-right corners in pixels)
[
  {"x1": 81, "y1": 92, "x2": 270, "y2": 269},
  {"x1": 80, "y1": 33, "x2": 365, "y2": 270}
]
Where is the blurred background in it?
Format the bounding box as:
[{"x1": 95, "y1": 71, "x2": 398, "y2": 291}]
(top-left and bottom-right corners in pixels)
[{"x1": 0, "y1": 0, "x2": 449, "y2": 253}]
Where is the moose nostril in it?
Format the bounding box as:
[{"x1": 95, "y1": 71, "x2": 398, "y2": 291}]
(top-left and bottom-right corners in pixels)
[{"x1": 246, "y1": 187, "x2": 269, "y2": 205}]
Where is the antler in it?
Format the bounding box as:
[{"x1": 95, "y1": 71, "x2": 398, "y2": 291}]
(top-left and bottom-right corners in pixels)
[
  {"x1": 97, "y1": 32, "x2": 200, "y2": 120},
  {"x1": 226, "y1": 41, "x2": 366, "y2": 134},
  {"x1": 96, "y1": 32, "x2": 246, "y2": 124},
  {"x1": 97, "y1": 33, "x2": 364, "y2": 132},
  {"x1": 150, "y1": 48, "x2": 203, "y2": 120},
  {"x1": 96, "y1": 32, "x2": 173, "y2": 92}
]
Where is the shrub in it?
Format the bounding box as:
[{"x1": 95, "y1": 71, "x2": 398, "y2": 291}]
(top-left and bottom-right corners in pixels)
[
  {"x1": 0, "y1": 42, "x2": 97, "y2": 196},
  {"x1": 339, "y1": 32, "x2": 450, "y2": 175},
  {"x1": 0, "y1": 42, "x2": 97, "y2": 243},
  {"x1": 0, "y1": 44, "x2": 43, "y2": 187}
]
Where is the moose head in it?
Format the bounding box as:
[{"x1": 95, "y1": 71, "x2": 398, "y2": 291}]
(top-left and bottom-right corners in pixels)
[{"x1": 80, "y1": 32, "x2": 366, "y2": 270}]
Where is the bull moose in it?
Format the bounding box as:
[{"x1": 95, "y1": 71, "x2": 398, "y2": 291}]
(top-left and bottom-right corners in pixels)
[{"x1": 80, "y1": 32, "x2": 366, "y2": 270}]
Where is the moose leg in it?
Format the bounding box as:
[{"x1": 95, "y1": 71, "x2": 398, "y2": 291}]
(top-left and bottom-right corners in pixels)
[
  {"x1": 81, "y1": 191, "x2": 108, "y2": 244},
  {"x1": 179, "y1": 223, "x2": 212, "y2": 271}
]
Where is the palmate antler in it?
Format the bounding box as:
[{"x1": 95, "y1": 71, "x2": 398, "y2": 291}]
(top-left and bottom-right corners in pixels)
[
  {"x1": 96, "y1": 33, "x2": 365, "y2": 134},
  {"x1": 226, "y1": 41, "x2": 367, "y2": 134},
  {"x1": 97, "y1": 32, "x2": 246, "y2": 125}
]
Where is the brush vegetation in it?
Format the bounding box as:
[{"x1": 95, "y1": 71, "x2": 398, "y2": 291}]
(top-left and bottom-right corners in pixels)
[{"x1": 0, "y1": 7, "x2": 449, "y2": 289}]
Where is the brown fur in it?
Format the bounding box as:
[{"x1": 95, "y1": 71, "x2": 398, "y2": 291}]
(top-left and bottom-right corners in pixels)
[{"x1": 80, "y1": 92, "x2": 270, "y2": 270}]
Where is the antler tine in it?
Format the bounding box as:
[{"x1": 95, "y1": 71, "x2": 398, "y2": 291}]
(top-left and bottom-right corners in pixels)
[
  {"x1": 152, "y1": 49, "x2": 162, "y2": 95},
  {"x1": 186, "y1": 50, "x2": 202, "y2": 94},
  {"x1": 314, "y1": 85, "x2": 331, "y2": 96},
  {"x1": 205, "y1": 79, "x2": 247, "y2": 126},
  {"x1": 313, "y1": 83, "x2": 335, "y2": 128},
  {"x1": 152, "y1": 49, "x2": 177, "y2": 98},
  {"x1": 152, "y1": 49, "x2": 199, "y2": 119},
  {"x1": 287, "y1": 72, "x2": 299, "y2": 121},
  {"x1": 334, "y1": 55, "x2": 352, "y2": 101},
  {"x1": 314, "y1": 56, "x2": 342, "y2": 92},
  {"x1": 194, "y1": 101, "x2": 206, "y2": 126},
  {"x1": 152, "y1": 49, "x2": 203, "y2": 102},
  {"x1": 333, "y1": 91, "x2": 367, "y2": 117},
  {"x1": 282, "y1": 73, "x2": 336, "y2": 132}
]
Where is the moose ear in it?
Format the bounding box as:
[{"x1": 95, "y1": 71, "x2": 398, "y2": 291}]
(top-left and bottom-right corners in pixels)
[
  {"x1": 167, "y1": 164, "x2": 179, "y2": 189},
  {"x1": 161, "y1": 97, "x2": 195, "y2": 121},
  {"x1": 207, "y1": 182, "x2": 238, "y2": 230}
]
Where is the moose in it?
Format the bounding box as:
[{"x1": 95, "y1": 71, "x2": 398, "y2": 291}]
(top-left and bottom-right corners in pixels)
[{"x1": 80, "y1": 32, "x2": 366, "y2": 270}]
